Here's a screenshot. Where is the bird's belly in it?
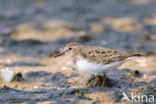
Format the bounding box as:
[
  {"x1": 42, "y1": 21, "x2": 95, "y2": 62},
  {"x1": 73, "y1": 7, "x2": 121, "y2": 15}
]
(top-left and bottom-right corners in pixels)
[{"x1": 76, "y1": 59, "x2": 128, "y2": 75}]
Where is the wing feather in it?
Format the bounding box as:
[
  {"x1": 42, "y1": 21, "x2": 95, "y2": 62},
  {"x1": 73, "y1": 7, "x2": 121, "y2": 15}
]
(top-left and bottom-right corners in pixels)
[{"x1": 80, "y1": 46, "x2": 141, "y2": 64}]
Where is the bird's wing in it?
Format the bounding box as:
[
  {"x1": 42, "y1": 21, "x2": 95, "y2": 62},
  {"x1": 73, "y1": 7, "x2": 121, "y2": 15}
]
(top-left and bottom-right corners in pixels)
[{"x1": 80, "y1": 46, "x2": 141, "y2": 64}]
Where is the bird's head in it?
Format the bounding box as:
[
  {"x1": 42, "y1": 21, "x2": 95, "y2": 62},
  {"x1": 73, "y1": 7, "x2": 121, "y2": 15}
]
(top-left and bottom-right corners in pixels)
[{"x1": 54, "y1": 43, "x2": 81, "y2": 58}]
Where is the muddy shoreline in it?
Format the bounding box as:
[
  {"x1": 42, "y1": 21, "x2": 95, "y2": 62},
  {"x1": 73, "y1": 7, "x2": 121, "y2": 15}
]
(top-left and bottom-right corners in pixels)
[{"x1": 0, "y1": 0, "x2": 156, "y2": 103}]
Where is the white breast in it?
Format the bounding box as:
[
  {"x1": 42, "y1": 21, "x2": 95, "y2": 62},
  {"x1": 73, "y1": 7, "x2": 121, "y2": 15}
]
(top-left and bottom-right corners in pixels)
[{"x1": 76, "y1": 57, "x2": 136, "y2": 75}]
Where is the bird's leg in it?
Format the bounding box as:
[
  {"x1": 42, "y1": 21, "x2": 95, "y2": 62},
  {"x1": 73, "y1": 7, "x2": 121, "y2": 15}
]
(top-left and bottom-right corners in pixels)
[
  {"x1": 93, "y1": 75, "x2": 99, "y2": 87},
  {"x1": 101, "y1": 72, "x2": 107, "y2": 87}
]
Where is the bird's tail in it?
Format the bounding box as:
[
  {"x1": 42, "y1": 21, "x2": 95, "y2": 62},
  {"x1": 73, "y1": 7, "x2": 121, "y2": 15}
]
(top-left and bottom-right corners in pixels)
[{"x1": 133, "y1": 53, "x2": 143, "y2": 57}]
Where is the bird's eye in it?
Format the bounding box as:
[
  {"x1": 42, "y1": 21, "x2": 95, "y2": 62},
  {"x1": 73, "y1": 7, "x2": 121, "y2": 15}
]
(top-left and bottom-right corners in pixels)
[{"x1": 69, "y1": 48, "x2": 72, "y2": 50}]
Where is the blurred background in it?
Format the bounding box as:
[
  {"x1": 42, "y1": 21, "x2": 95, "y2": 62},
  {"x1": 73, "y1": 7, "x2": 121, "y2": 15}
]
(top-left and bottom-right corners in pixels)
[
  {"x1": 0, "y1": 0, "x2": 156, "y2": 103},
  {"x1": 0, "y1": 0, "x2": 156, "y2": 56}
]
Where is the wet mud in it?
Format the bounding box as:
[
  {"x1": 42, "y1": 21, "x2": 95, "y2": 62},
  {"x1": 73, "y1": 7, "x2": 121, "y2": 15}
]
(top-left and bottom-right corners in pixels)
[{"x1": 0, "y1": 0, "x2": 156, "y2": 103}]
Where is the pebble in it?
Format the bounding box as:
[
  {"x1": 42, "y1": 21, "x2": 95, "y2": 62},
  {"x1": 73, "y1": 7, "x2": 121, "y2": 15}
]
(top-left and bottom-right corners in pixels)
[{"x1": 0, "y1": 68, "x2": 19, "y2": 82}]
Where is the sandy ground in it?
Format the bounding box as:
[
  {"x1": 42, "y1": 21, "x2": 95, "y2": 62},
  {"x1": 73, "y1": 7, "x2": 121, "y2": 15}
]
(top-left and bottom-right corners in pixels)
[{"x1": 0, "y1": 0, "x2": 156, "y2": 104}]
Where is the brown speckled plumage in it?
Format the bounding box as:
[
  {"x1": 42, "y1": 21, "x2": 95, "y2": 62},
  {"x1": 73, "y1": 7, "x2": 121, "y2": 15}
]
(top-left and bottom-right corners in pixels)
[
  {"x1": 64, "y1": 43, "x2": 142, "y2": 65},
  {"x1": 55, "y1": 43, "x2": 142, "y2": 87},
  {"x1": 79, "y1": 46, "x2": 141, "y2": 64}
]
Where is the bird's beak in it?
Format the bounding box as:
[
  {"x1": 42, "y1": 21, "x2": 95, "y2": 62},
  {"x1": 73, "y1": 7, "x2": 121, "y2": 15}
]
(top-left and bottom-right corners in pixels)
[{"x1": 54, "y1": 52, "x2": 65, "y2": 58}]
